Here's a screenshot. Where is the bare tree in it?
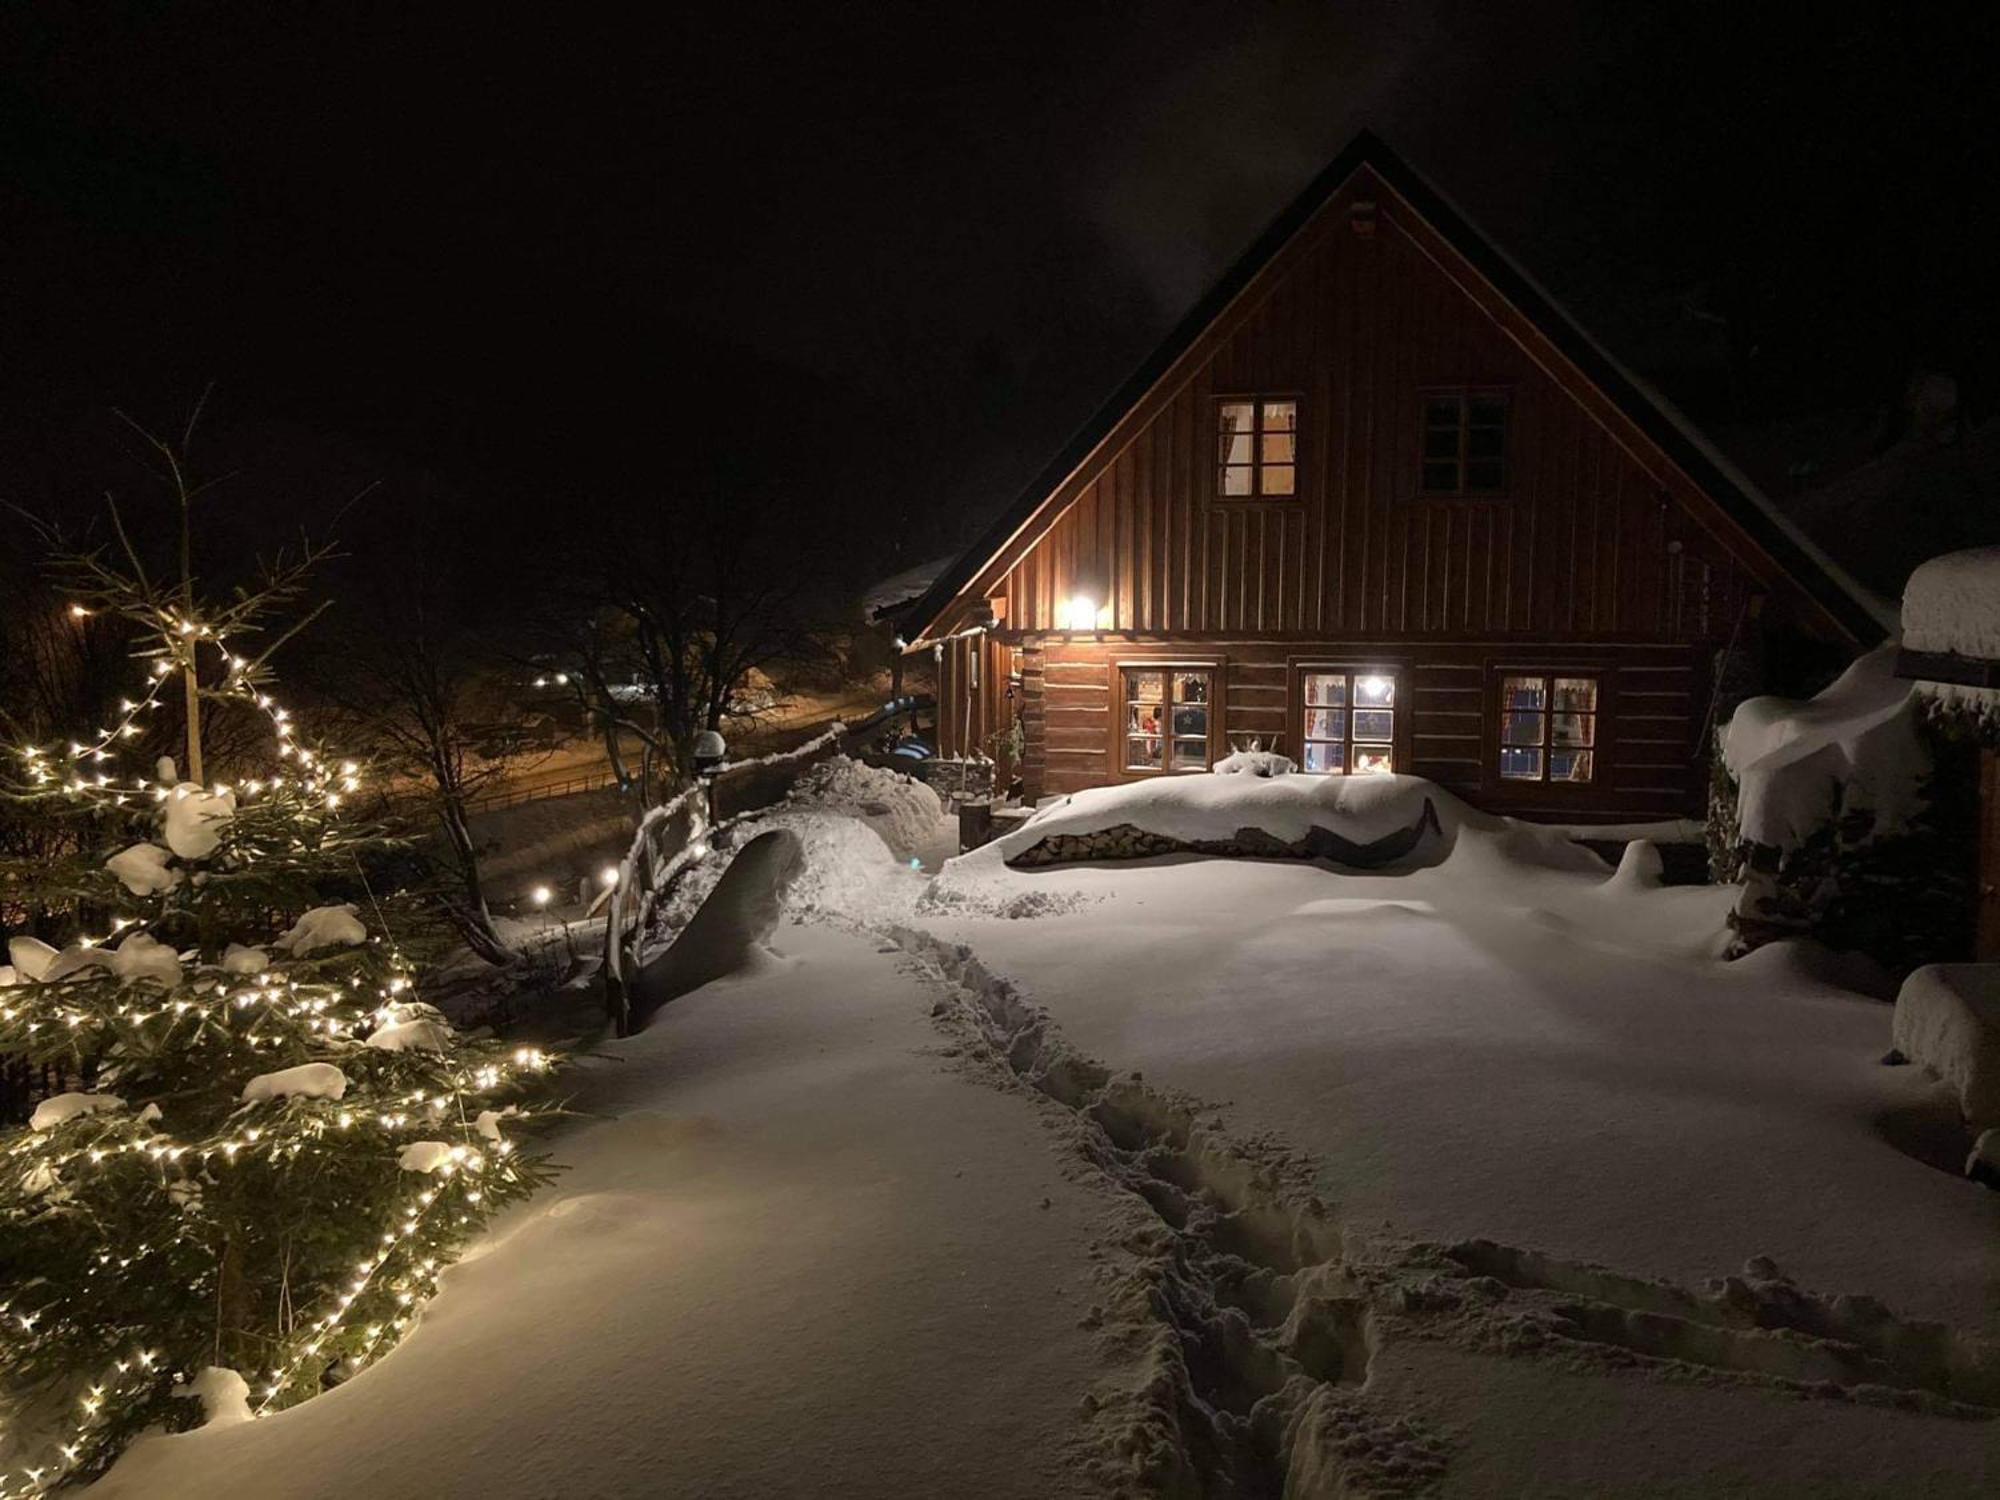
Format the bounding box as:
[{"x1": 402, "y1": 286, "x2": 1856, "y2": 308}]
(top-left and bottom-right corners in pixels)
[
  {"x1": 546, "y1": 498, "x2": 825, "y2": 798},
  {"x1": 320, "y1": 520, "x2": 536, "y2": 967}
]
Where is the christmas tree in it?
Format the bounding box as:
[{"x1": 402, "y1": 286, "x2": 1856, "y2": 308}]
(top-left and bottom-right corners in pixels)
[{"x1": 0, "y1": 438, "x2": 556, "y2": 1490}]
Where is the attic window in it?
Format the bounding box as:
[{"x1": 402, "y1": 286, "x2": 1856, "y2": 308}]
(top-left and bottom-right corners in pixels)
[
  {"x1": 1217, "y1": 397, "x2": 1297, "y2": 498},
  {"x1": 1420, "y1": 391, "x2": 1508, "y2": 496}
]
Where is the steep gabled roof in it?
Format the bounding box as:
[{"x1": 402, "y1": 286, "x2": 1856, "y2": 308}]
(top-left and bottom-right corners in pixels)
[{"x1": 904, "y1": 129, "x2": 1889, "y2": 646}]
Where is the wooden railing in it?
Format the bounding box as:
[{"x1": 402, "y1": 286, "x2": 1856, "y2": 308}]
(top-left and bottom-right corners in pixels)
[
  {"x1": 464, "y1": 765, "x2": 625, "y2": 814},
  {"x1": 601, "y1": 696, "x2": 931, "y2": 1035}
]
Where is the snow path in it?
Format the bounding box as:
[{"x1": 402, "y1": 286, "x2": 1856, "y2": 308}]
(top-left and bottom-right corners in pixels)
[
  {"x1": 920, "y1": 856, "x2": 2000, "y2": 1340},
  {"x1": 95, "y1": 923, "x2": 1114, "y2": 1500}
]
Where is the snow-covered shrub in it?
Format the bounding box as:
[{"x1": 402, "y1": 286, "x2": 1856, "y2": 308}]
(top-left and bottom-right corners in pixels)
[{"x1": 1716, "y1": 648, "x2": 1978, "y2": 970}]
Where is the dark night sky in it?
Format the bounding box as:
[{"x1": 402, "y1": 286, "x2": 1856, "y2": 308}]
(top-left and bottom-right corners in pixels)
[{"x1": 3, "y1": 3, "x2": 1995, "y2": 600}]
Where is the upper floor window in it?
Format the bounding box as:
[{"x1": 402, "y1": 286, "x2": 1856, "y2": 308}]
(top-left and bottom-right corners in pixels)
[
  {"x1": 1217, "y1": 397, "x2": 1297, "y2": 498},
  {"x1": 1499, "y1": 673, "x2": 1597, "y2": 783},
  {"x1": 1421, "y1": 391, "x2": 1508, "y2": 496}
]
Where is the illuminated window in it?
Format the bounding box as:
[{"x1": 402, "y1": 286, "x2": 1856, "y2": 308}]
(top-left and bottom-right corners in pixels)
[
  {"x1": 1298, "y1": 670, "x2": 1396, "y2": 775},
  {"x1": 1217, "y1": 397, "x2": 1298, "y2": 498},
  {"x1": 1499, "y1": 674, "x2": 1597, "y2": 782},
  {"x1": 1420, "y1": 391, "x2": 1508, "y2": 495},
  {"x1": 1123, "y1": 667, "x2": 1213, "y2": 773}
]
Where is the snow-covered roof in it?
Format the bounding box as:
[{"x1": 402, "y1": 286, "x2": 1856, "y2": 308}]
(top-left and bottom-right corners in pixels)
[
  {"x1": 1901, "y1": 545, "x2": 2000, "y2": 663},
  {"x1": 862, "y1": 555, "x2": 953, "y2": 623}
]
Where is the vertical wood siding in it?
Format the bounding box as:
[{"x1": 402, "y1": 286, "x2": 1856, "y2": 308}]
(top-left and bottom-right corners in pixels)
[{"x1": 986, "y1": 169, "x2": 1764, "y2": 648}]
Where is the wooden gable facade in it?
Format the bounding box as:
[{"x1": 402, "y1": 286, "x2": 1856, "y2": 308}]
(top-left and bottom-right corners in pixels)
[{"x1": 909, "y1": 132, "x2": 1885, "y2": 822}]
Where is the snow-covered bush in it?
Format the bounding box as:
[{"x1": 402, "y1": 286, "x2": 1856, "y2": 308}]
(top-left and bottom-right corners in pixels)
[{"x1": 1714, "y1": 647, "x2": 1978, "y2": 969}]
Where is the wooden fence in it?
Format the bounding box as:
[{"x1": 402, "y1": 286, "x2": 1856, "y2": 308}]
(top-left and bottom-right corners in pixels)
[{"x1": 601, "y1": 697, "x2": 930, "y2": 1035}]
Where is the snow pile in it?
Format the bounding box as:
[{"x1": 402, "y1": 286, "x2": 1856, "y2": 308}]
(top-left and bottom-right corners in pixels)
[
  {"x1": 1720, "y1": 646, "x2": 1926, "y2": 849},
  {"x1": 978, "y1": 771, "x2": 1455, "y2": 865},
  {"x1": 1212, "y1": 749, "x2": 1297, "y2": 777},
  {"x1": 108, "y1": 931, "x2": 183, "y2": 988},
  {"x1": 162, "y1": 782, "x2": 236, "y2": 860},
  {"x1": 366, "y1": 1017, "x2": 452, "y2": 1052},
  {"x1": 783, "y1": 755, "x2": 944, "y2": 858},
  {"x1": 15, "y1": 932, "x2": 184, "y2": 988},
  {"x1": 1902, "y1": 545, "x2": 2000, "y2": 660},
  {"x1": 274, "y1": 904, "x2": 367, "y2": 956},
  {"x1": 106, "y1": 841, "x2": 179, "y2": 896},
  {"x1": 220, "y1": 943, "x2": 268, "y2": 975},
  {"x1": 397, "y1": 1141, "x2": 456, "y2": 1174},
  {"x1": 240, "y1": 1063, "x2": 348, "y2": 1104},
  {"x1": 1892, "y1": 964, "x2": 2000, "y2": 1129},
  {"x1": 29, "y1": 1091, "x2": 125, "y2": 1133},
  {"x1": 178, "y1": 1368, "x2": 254, "y2": 1429},
  {"x1": 8, "y1": 935, "x2": 58, "y2": 981}
]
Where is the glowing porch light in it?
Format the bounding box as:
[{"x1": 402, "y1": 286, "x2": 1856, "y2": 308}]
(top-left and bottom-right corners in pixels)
[{"x1": 1059, "y1": 595, "x2": 1107, "y2": 631}]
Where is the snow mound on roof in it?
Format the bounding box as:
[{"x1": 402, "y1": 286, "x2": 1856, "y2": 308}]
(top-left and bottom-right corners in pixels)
[
  {"x1": 1902, "y1": 545, "x2": 2000, "y2": 661},
  {"x1": 862, "y1": 554, "x2": 953, "y2": 619},
  {"x1": 1720, "y1": 646, "x2": 1925, "y2": 849}
]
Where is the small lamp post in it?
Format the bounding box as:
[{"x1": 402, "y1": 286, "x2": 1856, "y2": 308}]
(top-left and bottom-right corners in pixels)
[{"x1": 693, "y1": 729, "x2": 727, "y2": 824}]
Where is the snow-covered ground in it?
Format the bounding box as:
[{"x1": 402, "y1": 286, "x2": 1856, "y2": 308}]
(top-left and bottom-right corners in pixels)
[
  {"x1": 93, "y1": 765, "x2": 2000, "y2": 1495},
  {"x1": 93, "y1": 922, "x2": 1118, "y2": 1500},
  {"x1": 929, "y1": 780, "x2": 2000, "y2": 1337}
]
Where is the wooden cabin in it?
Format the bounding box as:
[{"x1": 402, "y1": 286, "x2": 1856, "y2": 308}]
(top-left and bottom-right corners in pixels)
[{"x1": 902, "y1": 131, "x2": 1887, "y2": 822}]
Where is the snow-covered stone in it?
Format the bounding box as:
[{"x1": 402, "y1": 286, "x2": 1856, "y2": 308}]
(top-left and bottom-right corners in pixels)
[
  {"x1": 162, "y1": 782, "x2": 237, "y2": 860},
  {"x1": 1902, "y1": 545, "x2": 2000, "y2": 662},
  {"x1": 220, "y1": 943, "x2": 268, "y2": 975},
  {"x1": 240, "y1": 1062, "x2": 349, "y2": 1105},
  {"x1": 274, "y1": 904, "x2": 368, "y2": 955},
  {"x1": 107, "y1": 841, "x2": 180, "y2": 896},
  {"x1": 29, "y1": 1091, "x2": 125, "y2": 1133},
  {"x1": 8, "y1": 935, "x2": 58, "y2": 982},
  {"x1": 397, "y1": 1140, "x2": 455, "y2": 1174},
  {"x1": 1891, "y1": 964, "x2": 2000, "y2": 1129},
  {"x1": 1720, "y1": 646, "x2": 1927, "y2": 850},
  {"x1": 109, "y1": 931, "x2": 183, "y2": 988},
  {"x1": 1212, "y1": 749, "x2": 1297, "y2": 777},
  {"x1": 366, "y1": 1017, "x2": 452, "y2": 1052}
]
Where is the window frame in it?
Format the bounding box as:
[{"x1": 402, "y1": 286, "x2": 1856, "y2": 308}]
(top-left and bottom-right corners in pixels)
[
  {"x1": 1491, "y1": 669, "x2": 1603, "y2": 788},
  {"x1": 1417, "y1": 386, "x2": 1511, "y2": 499},
  {"x1": 1111, "y1": 657, "x2": 1225, "y2": 777},
  {"x1": 1286, "y1": 659, "x2": 1406, "y2": 777},
  {"x1": 1213, "y1": 393, "x2": 1302, "y2": 501}
]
